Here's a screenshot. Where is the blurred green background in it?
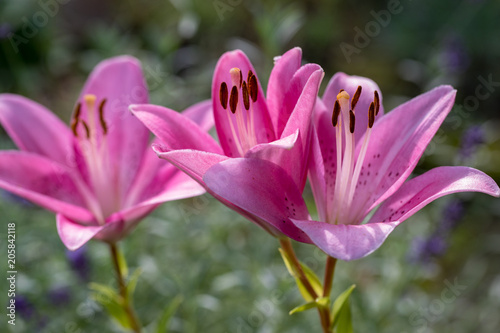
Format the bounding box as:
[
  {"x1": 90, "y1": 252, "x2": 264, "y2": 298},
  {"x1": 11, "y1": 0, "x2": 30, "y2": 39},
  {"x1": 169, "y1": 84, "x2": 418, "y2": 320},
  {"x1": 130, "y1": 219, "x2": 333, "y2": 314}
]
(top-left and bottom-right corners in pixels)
[{"x1": 1, "y1": 0, "x2": 500, "y2": 332}]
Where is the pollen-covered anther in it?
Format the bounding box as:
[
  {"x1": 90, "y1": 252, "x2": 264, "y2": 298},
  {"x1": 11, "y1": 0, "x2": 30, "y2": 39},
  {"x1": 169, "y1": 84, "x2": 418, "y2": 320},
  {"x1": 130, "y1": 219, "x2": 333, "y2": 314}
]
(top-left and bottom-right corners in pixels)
[
  {"x1": 351, "y1": 85, "x2": 362, "y2": 111},
  {"x1": 220, "y1": 82, "x2": 228, "y2": 109},
  {"x1": 229, "y1": 86, "x2": 238, "y2": 114},
  {"x1": 242, "y1": 81, "x2": 250, "y2": 110},
  {"x1": 99, "y1": 99, "x2": 108, "y2": 135},
  {"x1": 368, "y1": 101, "x2": 375, "y2": 128},
  {"x1": 248, "y1": 74, "x2": 258, "y2": 102},
  {"x1": 374, "y1": 90, "x2": 380, "y2": 115},
  {"x1": 71, "y1": 103, "x2": 81, "y2": 136},
  {"x1": 332, "y1": 100, "x2": 341, "y2": 127},
  {"x1": 81, "y1": 120, "x2": 90, "y2": 139},
  {"x1": 349, "y1": 110, "x2": 355, "y2": 133}
]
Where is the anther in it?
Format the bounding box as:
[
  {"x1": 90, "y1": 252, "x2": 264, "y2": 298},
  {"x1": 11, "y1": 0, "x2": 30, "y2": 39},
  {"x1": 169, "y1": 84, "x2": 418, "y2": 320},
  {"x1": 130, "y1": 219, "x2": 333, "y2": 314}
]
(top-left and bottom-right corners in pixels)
[
  {"x1": 351, "y1": 86, "x2": 362, "y2": 111},
  {"x1": 339, "y1": 89, "x2": 345, "y2": 93},
  {"x1": 239, "y1": 70, "x2": 243, "y2": 88},
  {"x1": 349, "y1": 110, "x2": 355, "y2": 133},
  {"x1": 247, "y1": 70, "x2": 254, "y2": 83},
  {"x1": 248, "y1": 74, "x2": 258, "y2": 102},
  {"x1": 368, "y1": 102, "x2": 375, "y2": 128},
  {"x1": 81, "y1": 120, "x2": 90, "y2": 139},
  {"x1": 99, "y1": 99, "x2": 108, "y2": 135},
  {"x1": 242, "y1": 81, "x2": 250, "y2": 110},
  {"x1": 71, "y1": 103, "x2": 81, "y2": 136},
  {"x1": 229, "y1": 86, "x2": 238, "y2": 114},
  {"x1": 332, "y1": 100, "x2": 341, "y2": 127},
  {"x1": 374, "y1": 91, "x2": 380, "y2": 116},
  {"x1": 220, "y1": 82, "x2": 228, "y2": 109}
]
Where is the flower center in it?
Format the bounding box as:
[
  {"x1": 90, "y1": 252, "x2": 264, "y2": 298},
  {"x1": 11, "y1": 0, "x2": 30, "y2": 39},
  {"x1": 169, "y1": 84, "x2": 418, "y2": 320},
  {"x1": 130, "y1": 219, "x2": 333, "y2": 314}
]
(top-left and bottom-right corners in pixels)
[
  {"x1": 71, "y1": 94, "x2": 117, "y2": 224},
  {"x1": 219, "y1": 68, "x2": 259, "y2": 156},
  {"x1": 328, "y1": 86, "x2": 380, "y2": 225}
]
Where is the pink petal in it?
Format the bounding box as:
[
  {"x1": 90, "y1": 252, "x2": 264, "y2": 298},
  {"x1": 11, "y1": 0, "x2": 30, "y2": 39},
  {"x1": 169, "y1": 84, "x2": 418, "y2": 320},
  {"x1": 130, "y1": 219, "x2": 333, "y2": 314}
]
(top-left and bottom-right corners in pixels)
[
  {"x1": 266, "y1": 47, "x2": 303, "y2": 133},
  {"x1": 181, "y1": 99, "x2": 214, "y2": 132},
  {"x1": 291, "y1": 219, "x2": 398, "y2": 261},
  {"x1": 78, "y1": 56, "x2": 150, "y2": 198},
  {"x1": 0, "y1": 94, "x2": 74, "y2": 166},
  {"x1": 203, "y1": 158, "x2": 312, "y2": 243},
  {"x1": 370, "y1": 166, "x2": 500, "y2": 223},
  {"x1": 0, "y1": 151, "x2": 94, "y2": 222},
  {"x1": 280, "y1": 67, "x2": 324, "y2": 189},
  {"x1": 212, "y1": 50, "x2": 275, "y2": 157},
  {"x1": 307, "y1": 125, "x2": 327, "y2": 222},
  {"x1": 154, "y1": 148, "x2": 228, "y2": 185},
  {"x1": 350, "y1": 86, "x2": 457, "y2": 222},
  {"x1": 130, "y1": 104, "x2": 223, "y2": 154},
  {"x1": 57, "y1": 214, "x2": 105, "y2": 250},
  {"x1": 322, "y1": 72, "x2": 384, "y2": 143}
]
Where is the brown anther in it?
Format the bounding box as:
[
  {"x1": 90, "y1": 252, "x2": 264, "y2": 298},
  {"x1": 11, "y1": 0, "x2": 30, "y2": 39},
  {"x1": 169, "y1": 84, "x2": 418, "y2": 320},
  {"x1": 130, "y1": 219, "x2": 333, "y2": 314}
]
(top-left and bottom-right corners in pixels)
[
  {"x1": 81, "y1": 120, "x2": 90, "y2": 139},
  {"x1": 98, "y1": 99, "x2": 108, "y2": 135},
  {"x1": 242, "y1": 81, "x2": 250, "y2": 110},
  {"x1": 339, "y1": 89, "x2": 345, "y2": 93},
  {"x1": 239, "y1": 70, "x2": 243, "y2": 88},
  {"x1": 229, "y1": 86, "x2": 238, "y2": 114},
  {"x1": 374, "y1": 91, "x2": 380, "y2": 116},
  {"x1": 351, "y1": 85, "x2": 362, "y2": 111},
  {"x1": 71, "y1": 103, "x2": 81, "y2": 136},
  {"x1": 248, "y1": 74, "x2": 258, "y2": 102},
  {"x1": 349, "y1": 110, "x2": 355, "y2": 133},
  {"x1": 332, "y1": 100, "x2": 341, "y2": 127},
  {"x1": 247, "y1": 70, "x2": 254, "y2": 83},
  {"x1": 368, "y1": 101, "x2": 375, "y2": 128},
  {"x1": 220, "y1": 82, "x2": 228, "y2": 109}
]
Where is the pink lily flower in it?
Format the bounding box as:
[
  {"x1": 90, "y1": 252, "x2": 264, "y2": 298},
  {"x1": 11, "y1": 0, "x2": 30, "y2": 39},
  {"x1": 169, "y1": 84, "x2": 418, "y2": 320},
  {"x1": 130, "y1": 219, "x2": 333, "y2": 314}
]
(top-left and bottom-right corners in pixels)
[
  {"x1": 131, "y1": 48, "x2": 323, "y2": 240},
  {"x1": 0, "y1": 56, "x2": 208, "y2": 250},
  {"x1": 290, "y1": 73, "x2": 500, "y2": 261}
]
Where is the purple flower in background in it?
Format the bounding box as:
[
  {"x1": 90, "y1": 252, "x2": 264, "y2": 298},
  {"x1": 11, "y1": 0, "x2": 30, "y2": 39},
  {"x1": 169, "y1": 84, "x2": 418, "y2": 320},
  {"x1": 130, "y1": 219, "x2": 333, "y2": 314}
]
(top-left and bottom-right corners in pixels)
[
  {"x1": 459, "y1": 125, "x2": 484, "y2": 159},
  {"x1": 0, "y1": 23, "x2": 11, "y2": 39},
  {"x1": 66, "y1": 246, "x2": 90, "y2": 282},
  {"x1": 15, "y1": 296, "x2": 36, "y2": 320},
  {"x1": 48, "y1": 287, "x2": 72, "y2": 307},
  {"x1": 441, "y1": 35, "x2": 469, "y2": 74}
]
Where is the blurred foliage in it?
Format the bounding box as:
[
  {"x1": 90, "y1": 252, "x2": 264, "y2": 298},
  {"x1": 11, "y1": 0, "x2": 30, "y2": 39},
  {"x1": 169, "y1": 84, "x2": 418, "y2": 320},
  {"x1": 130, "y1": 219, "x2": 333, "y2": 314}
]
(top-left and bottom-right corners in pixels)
[{"x1": 1, "y1": 0, "x2": 500, "y2": 332}]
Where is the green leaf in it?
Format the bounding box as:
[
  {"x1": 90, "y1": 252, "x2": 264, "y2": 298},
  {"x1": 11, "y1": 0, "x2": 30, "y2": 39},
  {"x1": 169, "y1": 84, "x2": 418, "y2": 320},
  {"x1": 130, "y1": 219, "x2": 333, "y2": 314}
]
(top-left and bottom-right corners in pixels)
[
  {"x1": 299, "y1": 261, "x2": 323, "y2": 297},
  {"x1": 156, "y1": 295, "x2": 183, "y2": 333},
  {"x1": 279, "y1": 248, "x2": 323, "y2": 302},
  {"x1": 126, "y1": 268, "x2": 142, "y2": 297},
  {"x1": 289, "y1": 301, "x2": 317, "y2": 315},
  {"x1": 289, "y1": 297, "x2": 330, "y2": 315},
  {"x1": 330, "y1": 284, "x2": 356, "y2": 332},
  {"x1": 89, "y1": 283, "x2": 130, "y2": 329},
  {"x1": 117, "y1": 248, "x2": 129, "y2": 278}
]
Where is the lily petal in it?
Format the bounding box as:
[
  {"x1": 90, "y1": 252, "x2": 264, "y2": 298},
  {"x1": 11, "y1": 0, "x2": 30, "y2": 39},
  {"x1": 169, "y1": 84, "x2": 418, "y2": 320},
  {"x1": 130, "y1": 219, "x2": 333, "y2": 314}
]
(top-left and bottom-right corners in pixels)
[
  {"x1": 78, "y1": 56, "x2": 150, "y2": 196},
  {"x1": 0, "y1": 151, "x2": 94, "y2": 222},
  {"x1": 212, "y1": 50, "x2": 275, "y2": 157},
  {"x1": 181, "y1": 99, "x2": 214, "y2": 132},
  {"x1": 203, "y1": 158, "x2": 312, "y2": 243},
  {"x1": 370, "y1": 166, "x2": 500, "y2": 223},
  {"x1": 266, "y1": 47, "x2": 303, "y2": 133},
  {"x1": 0, "y1": 94, "x2": 74, "y2": 166},
  {"x1": 57, "y1": 214, "x2": 105, "y2": 251},
  {"x1": 350, "y1": 86, "x2": 457, "y2": 222},
  {"x1": 322, "y1": 72, "x2": 384, "y2": 143},
  {"x1": 291, "y1": 219, "x2": 398, "y2": 261},
  {"x1": 130, "y1": 104, "x2": 223, "y2": 154}
]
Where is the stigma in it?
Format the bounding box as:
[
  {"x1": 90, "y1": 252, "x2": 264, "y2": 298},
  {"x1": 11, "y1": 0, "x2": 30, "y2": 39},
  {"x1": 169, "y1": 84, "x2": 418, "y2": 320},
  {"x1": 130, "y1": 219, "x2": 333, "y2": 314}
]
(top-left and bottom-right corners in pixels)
[{"x1": 328, "y1": 86, "x2": 380, "y2": 225}]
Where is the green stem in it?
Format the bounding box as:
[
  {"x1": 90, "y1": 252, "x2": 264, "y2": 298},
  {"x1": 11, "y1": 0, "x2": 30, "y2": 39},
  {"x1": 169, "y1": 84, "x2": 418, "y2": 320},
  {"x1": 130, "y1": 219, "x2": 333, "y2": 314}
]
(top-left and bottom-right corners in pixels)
[
  {"x1": 322, "y1": 256, "x2": 337, "y2": 332},
  {"x1": 279, "y1": 238, "x2": 330, "y2": 332},
  {"x1": 109, "y1": 243, "x2": 142, "y2": 333}
]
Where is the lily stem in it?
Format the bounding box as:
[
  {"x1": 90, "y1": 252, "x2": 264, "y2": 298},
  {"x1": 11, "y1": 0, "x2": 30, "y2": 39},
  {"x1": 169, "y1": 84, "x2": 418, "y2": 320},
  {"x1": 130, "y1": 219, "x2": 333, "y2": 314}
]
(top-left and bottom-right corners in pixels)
[
  {"x1": 109, "y1": 243, "x2": 142, "y2": 333},
  {"x1": 279, "y1": 238, "x2": 330, "y2": 333},
  {"x1": 322, "y1": 256, "x2": 337, "y2": 332}
]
